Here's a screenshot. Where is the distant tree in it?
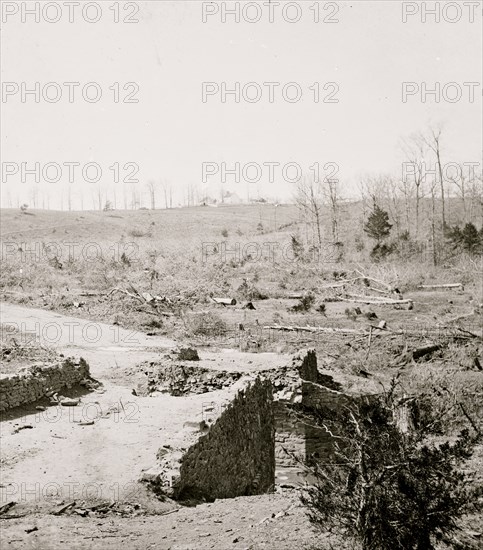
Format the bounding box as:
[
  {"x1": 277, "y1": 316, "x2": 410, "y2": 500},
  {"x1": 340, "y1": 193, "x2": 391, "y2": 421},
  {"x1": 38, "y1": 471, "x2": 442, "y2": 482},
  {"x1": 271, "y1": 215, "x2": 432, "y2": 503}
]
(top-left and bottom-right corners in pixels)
[
  {"x1": 146, "y1": 180, "x2": 157, "y2": 210},
  {"x1": 103, "y1": 200, "x2": 114, "y2": 212},
  {"x1": 400, "y1": 133, "x2": 428, "y2": 238},
  {"x1": 20, "y1": 203, "x2": 29, "y2": 212},
  {"x1": 446, "y1": 222, "x2": 482, "y2": 254},
  {"x1": 322, "y1": 177, "x2": 342, "y2": 242},
  {"x1": 421, "y1": 124, "x2": 447, "y2": 228},
  {"x1": 364, "y1": 203, "x2": 392, "y2": 243},
  {"x1": 461, "y1": 222, "x2": 481, "y2": 253},
  {"x1": 291, "y1": 234, "x2": 304, "y2": 259},
  {"x1": 295, "y1": 174, "x2": 324, "y2": 250}
]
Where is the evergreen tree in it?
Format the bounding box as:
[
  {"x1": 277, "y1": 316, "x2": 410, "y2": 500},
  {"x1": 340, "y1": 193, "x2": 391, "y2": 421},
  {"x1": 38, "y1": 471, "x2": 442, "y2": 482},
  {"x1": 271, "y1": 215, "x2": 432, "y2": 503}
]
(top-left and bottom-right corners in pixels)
[
  {"x1": 461, "y1": 222, "x2": 481, "y2": 253},
  {"x1": 301, "y1": 390, "x2": 479, "y2": 550},
  {"x1": 364, "y1": 203, "x2": 392, "y2": 243}
]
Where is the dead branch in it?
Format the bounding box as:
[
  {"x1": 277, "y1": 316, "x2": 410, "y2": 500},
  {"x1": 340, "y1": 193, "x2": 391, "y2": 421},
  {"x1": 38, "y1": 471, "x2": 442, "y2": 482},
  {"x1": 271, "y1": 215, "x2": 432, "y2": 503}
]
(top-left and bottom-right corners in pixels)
[
  {"x1": 458, "y1": 403, "x2": 481, "y2": 436},
  {"x1": 107, "y1": 287, "x2": 144, "y2": 303},
  {"x1": 353, "y1": 269, "x2": 394, "y2": 291},
  {"x1": 107, "y1": 287, "x2": 174, "y2": 317}
]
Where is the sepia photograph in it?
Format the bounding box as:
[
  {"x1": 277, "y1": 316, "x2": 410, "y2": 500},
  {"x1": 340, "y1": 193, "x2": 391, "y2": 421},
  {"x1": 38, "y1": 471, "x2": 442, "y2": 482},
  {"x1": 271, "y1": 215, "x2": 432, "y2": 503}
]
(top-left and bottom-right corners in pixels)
[{"x1": 0, "y1": 1, "x2": 482, "y2": 548}]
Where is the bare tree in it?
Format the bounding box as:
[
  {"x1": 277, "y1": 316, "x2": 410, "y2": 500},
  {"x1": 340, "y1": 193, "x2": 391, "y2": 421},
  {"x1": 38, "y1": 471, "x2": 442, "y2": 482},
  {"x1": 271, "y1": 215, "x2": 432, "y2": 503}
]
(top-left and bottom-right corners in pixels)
[
  {"x1": 97, "y1": 186, "x2": 103, "y2": 211},
  {"x1": 400, "y1": 134, "x2": 428, "y2": 238},
  {"x1": 130, "y1": 185, "x2": 140, "y2": 209},
  {"x1": 385, "y1": 176, "x2": 402, "y2": 239},
  {"x1": 359, "y1": 174, "x2": 388, "y2": 206},
  {"x1": 30, "y1": 186, "x2": 39, "y2": 208},
  {"x1": 357, "y1": 179, "x2": 370, "y2": 232},
  {"x1": 122, "y1": 184, "x2": 128, "y2": 210},
  {"x1": 397, "y1": 176, "x2": 414, "y2": 235},
  {"x1": 160, "y1": 179, "x2": 172, "y2": 209},
  {"x1": 466, "y1": 168, "x2": 483, "y2": 225},
  {"x1": 294, "y1": 174, "x2": 324, "y2": 249},
  {"x1": 184, "y1": 183, "x2": 199, "y2": 207},
  {"x1": 446, "y1": 164, "x2": 466, "y2": 223},
  {"x1": 429, "y1": 179, "x2": 438, "y2": 266},
  {"x1": 322, "y1": 178, "x2": 341, "y2": 242},
  {"x1": 421, "y1": 124, "x2": 446, "y2": 227},
  {"x1": 146, "y1": 180, "x2": 157, "y2": 210}
]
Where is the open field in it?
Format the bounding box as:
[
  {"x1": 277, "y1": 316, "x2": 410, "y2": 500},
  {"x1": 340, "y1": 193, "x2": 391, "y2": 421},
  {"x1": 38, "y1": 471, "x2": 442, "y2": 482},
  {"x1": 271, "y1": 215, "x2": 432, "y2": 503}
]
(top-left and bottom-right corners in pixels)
[{"x1": 1, "y1": 206, "x2": 482, "y2": 549}]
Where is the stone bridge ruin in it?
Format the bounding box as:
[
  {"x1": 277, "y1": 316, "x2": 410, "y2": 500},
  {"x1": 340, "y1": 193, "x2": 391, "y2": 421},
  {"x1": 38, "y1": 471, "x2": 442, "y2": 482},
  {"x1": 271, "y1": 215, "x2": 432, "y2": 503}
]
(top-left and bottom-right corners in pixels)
[{"x1": 141, "y1": 349, "x2": 353, "y2": 501}]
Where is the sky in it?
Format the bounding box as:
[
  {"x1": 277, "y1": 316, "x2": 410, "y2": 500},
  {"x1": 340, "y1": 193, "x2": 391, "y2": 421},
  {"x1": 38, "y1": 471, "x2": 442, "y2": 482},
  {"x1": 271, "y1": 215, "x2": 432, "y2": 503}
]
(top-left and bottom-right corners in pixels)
[{"x1": 1, "y1": 0, "x2": 482, "y2": 209}]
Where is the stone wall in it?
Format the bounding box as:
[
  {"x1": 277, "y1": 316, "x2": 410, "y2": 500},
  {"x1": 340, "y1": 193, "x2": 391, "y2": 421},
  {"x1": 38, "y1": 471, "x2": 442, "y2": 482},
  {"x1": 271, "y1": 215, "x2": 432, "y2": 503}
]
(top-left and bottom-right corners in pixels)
[
  {"x1": 144, "y1": 377, "x2": 275, "y2": 501},
  {"x1": 0, "y1": 358, "x2": 90, "y2": 412},
  {"x1": 274, "y1": 349, "x2": 352, "y2": 469},
  {"x1": 275, "y1": 402, "x2": 328, "y2": 468}
]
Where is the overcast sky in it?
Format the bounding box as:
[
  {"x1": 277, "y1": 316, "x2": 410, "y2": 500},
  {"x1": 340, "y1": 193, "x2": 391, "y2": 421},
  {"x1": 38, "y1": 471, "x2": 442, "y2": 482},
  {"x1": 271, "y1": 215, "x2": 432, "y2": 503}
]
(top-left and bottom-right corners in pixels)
[{"x1": 1, "y1": 0, "x2": 481, "y2": 208}]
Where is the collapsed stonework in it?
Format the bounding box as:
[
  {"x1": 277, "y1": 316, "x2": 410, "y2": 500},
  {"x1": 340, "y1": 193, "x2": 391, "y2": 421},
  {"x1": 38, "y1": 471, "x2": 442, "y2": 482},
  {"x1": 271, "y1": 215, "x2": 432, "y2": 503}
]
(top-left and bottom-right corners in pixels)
[
  {"x1": 142, "y1": 377, "x2": 275, "y2": 501},
  {"x1": 0, "y1": 357, "x2": 90, "y2": 412},
  {"x1": 141, "y1": 349, "x2": 356, "y2": 500},
  {"x1": 141, "y1": 362, "x2": 244, "y2": 396}
]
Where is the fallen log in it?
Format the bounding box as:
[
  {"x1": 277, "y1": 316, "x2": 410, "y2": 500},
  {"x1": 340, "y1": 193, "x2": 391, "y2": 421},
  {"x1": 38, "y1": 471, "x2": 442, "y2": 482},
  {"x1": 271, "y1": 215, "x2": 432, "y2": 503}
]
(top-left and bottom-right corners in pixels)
[
  {"x1": 393, "y1": 344, "x2": 442, "y2": 366},
  {"x1": 454, "y1": 327, "x2": 483, "y2": 340},
  {"x1": 411, "y1": 344, "x2": 442, "y2": 360},
  {"x1": 419, "y1": 283, "x2": 464, "y2": 290},
  {"x1": 211, "y1": 297, "x2": 237, "y2": 306},
  {"x1": 345, "y1": 292, "x2": 404, "y2": 302},
  {"x1": 338, "y1": 297, "x2": 413, "y2": 309},
  {"x1": 263, "y1": 324, "x2": 364, "y2": 335},
  {"x1": 437, "y1": 312, "x2": 476, "y2": 326},
  {"x1": 0, "y1": 502, "x2": 16, "y2": 515}
]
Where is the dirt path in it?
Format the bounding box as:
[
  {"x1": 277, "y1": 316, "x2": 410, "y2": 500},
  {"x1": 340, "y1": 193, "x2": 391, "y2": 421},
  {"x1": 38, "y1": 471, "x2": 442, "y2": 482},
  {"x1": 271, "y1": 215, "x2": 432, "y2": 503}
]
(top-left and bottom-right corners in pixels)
[
  {"x1": 0, "y1": 303, "x2": 187, "y2": 511},
  {"x1": 0, "y1": 490, "x2": 329, "y2": 550}
]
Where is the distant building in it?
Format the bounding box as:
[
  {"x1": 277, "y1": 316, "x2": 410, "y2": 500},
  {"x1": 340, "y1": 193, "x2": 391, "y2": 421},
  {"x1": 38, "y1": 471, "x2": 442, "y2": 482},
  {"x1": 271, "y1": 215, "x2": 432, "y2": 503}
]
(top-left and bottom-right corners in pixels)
[{"x1": 221, "y1": 191, "x2": 243, "y2": 205}]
